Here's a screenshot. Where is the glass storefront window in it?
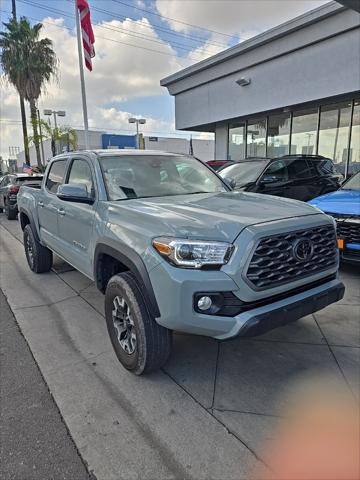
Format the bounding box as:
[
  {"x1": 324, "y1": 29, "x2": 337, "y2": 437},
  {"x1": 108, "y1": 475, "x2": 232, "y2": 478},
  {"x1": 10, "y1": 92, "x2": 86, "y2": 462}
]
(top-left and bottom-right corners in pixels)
[
  {"x1": 318, "y1": 102, "x2": 352, "y2": 175},
  {"x1": 349, "y1": 100, "x2": 360, "y2": 175},
  {"x1": 247, "y1": 118, "x2": 266, "y2": 157},
  {"x1": 228, "y1": 123, "x2": 245, "y2": 160},
  {"x1": 225, "y1": 97, "x2": 358, "y2": 178},
  {"x1": 267, "y1": 113, "x2": 291, "y2": 158},
  {"x1": 290, "y1": 108, "x2": 318, "y2": 155}
]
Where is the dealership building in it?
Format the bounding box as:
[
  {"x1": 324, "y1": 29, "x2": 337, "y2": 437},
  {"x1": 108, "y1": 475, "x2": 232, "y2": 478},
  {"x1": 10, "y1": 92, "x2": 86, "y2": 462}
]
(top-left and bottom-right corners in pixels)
[{"x1": 161, "y1": 1, "x2": 360, "y2": 176}]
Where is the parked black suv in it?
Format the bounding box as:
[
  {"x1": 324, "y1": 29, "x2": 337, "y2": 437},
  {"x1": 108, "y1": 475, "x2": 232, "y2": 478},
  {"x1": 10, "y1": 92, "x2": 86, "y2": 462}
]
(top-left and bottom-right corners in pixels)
[
  {"x1": 0, "y1": 173, "x2": 43, "y2": 219},
  {"x1": 219, "y1": 155, "x2": 343, "y2": 202}
]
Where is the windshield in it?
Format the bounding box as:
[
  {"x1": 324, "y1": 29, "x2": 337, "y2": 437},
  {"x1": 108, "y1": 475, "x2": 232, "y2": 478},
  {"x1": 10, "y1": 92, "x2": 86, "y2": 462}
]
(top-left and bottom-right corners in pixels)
[
  {"x1": 341, "y1": 172, "x2": 360, "y2": 191},
  {"x1": 219, "y1": 161, "x2": 267, "y2": 187},
  {"x1": 99, "y1": 155, "x2": 227, "y2": 200}
]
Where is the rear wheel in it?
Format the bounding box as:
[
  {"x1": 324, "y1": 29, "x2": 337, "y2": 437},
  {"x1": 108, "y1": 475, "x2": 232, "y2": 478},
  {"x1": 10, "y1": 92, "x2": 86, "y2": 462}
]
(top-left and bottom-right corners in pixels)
[
  {"x1": 105, "y1": 272, "x2": 172, "y2": 375},
  {"x1": 23, "y1": 224, "x2": 53, "y2": 273},
  {"x1": 5, "y1": 201, "x2": 17, "y2": 220}
]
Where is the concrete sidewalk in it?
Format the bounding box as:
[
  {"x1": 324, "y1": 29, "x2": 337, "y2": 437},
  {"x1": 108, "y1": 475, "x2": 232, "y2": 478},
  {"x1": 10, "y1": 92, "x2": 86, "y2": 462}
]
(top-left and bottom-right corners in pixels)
[
  {"x1": 0, "y1": 289, "x2": 93, "y2": 480},
  {"x1": 0, "y1": 216, "x2": 359, "y2": 480}
]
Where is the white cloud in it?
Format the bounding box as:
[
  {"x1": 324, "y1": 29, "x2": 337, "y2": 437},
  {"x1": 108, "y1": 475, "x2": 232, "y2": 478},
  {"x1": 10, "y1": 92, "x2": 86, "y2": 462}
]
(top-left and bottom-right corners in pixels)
[
  {"x1": 186, "y1": 34, "x2": 226, "y2": 62},
  {"x1": 0, "y1": 15, "x2": 189, "y2": 159},
  {"x1": 0, "y1": 1, "x2": 330, "y2": 160},
  {"x1": 156, "y1": 0, "x2": 328, "y2": 40},
  {"x1": 92, "y1": 106, "x2": 175, "y2": 135}
]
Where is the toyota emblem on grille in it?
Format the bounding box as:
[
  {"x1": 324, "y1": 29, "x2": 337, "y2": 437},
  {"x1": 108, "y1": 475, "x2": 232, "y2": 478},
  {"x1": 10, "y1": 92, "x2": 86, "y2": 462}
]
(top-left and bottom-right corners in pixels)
[{"x1": 292, "y1": 238, "x2": 314, "y2": 262}]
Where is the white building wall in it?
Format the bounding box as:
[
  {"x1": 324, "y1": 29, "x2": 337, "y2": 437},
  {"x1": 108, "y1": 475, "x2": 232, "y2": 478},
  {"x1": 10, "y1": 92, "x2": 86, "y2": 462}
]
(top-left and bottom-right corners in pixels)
[
  {"x1": 15, "y1": 132, "x2": 214, "y2": 170},
  {"x1": 16, "y1": 130, "x2": 104, "y2": 169},
  {"x1": 144, "y1": 136, "x2": 214, "y2": 160},
  {"x1": 162, "y1": 6, "x2": 360, "y2": 131},
  {"x1": 214, "y1": 125, "x2": 228, "y2": 160}
]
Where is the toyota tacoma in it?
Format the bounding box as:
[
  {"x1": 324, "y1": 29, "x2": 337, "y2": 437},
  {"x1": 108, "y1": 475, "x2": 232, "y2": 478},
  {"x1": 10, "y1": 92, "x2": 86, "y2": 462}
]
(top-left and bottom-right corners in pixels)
[{"x1": 17, "y1": 151, "x2": 345, "y2": 374}]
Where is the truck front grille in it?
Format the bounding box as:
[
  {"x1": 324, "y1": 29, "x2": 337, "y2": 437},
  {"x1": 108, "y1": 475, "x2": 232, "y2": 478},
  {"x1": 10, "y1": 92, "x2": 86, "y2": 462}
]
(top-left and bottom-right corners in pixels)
[
  {"x1": 246, "y1": 225, "x2": 338, "y2": 289},
  {"x1": 337, "y1": 222, "x2": 360, "y2": 243},
  {"x1": 325, "y1": 213, "x2": 360, "y2": 244},
  {"x1": 334, "y1": 219, "x2": 360, "y2": 244}
]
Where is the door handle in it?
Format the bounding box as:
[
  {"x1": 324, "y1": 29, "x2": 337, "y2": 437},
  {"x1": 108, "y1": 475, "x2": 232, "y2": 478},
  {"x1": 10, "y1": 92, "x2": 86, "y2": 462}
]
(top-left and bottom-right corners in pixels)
[
  {"x1": 38, "y1": 201, "x2": 44, "y2": 207},
  {"x1": 58, "y1": 208, "x2": 66, "y2": 216}
]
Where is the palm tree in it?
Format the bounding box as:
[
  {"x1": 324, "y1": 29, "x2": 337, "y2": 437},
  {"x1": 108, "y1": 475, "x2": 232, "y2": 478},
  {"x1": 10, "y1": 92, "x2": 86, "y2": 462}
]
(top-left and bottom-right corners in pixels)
[
  {"x1": 0, "y1": 17, "x2": 57, "y2": 167},
  {"x1": 29, "y1": 120, "x2": 78, "y2": 157}
]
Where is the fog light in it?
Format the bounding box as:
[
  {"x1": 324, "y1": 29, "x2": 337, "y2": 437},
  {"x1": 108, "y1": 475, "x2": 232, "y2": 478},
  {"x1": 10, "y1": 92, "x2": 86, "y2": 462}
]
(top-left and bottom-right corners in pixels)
[{"x1": 197, "y1": 296, "x2": 212, "y2": 311}]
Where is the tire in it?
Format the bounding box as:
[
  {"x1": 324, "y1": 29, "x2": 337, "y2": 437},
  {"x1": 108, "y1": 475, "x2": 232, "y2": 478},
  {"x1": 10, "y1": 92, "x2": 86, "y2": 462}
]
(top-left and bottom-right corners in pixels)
[
  {"x1": 0, "y1": 207, "x2": 3, "y2": 213},
  {"x1": 105, "y1": 272, "x2": 172, "y2": 375},
  {"x1": 5, "y1": 202, "x2": 17, "y2": 220},
  {"x1": 23, "y1": 224, "x2": 53, "y2": 273}
]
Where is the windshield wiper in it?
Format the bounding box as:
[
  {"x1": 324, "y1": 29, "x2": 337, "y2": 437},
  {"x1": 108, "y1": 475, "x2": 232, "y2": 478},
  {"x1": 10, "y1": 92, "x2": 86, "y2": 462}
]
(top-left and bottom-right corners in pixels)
[{"x1": 189, "y1": 191, "x2": 212, "y2": 194}]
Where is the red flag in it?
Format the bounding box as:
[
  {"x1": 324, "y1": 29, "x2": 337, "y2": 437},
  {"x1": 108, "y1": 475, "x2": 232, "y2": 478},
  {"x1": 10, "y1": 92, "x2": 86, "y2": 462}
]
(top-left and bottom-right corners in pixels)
[{"x1": 77, "y1": 0, "x2": 95, "y2": 71}]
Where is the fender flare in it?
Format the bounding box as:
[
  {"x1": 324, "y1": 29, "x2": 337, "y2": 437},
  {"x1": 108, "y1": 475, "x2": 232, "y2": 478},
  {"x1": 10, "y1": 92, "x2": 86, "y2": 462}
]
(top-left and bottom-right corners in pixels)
[
  {"x1": 18, "y1": 208, "x2": 41, "y2": 243},
  {"x1": 94, "y1": 242, "x2": 160, "y2": 318}
]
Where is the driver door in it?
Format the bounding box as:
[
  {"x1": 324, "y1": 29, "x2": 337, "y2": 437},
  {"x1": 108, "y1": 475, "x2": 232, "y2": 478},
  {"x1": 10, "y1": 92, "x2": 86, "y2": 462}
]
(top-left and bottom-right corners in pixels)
[{"x1": 57, "y1": 156, "x2": 97, "y2": 277}]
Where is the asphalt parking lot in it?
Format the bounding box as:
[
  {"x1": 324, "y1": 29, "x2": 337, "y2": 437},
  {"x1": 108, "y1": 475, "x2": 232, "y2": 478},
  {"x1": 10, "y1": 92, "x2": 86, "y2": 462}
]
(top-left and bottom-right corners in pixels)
[{"x1": 0, "y1": 215, "x2": 359, "y2": 480}]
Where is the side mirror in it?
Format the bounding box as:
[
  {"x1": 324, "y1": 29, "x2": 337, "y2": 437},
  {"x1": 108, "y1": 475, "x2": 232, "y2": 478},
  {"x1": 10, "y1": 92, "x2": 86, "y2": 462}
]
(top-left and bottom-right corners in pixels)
[
  {"x1": 223, "y1": 177, "x2": 237, "y2": 189},
  {"x1": 260, "y1": 175, "x2": 278, "y2": 185},
  {"x1": 57, "y1": 183, "x2": 94, "y2": 204}
]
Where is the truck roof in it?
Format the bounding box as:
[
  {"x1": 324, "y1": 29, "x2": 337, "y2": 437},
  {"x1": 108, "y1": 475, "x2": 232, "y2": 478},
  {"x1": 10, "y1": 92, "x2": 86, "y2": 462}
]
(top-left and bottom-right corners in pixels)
[
  {"x1": 52, "y1": 150, "x2": 188, "y2": 159},
  {"x1": 94, "y1": 149, "x2": 185, "y2": 157}
]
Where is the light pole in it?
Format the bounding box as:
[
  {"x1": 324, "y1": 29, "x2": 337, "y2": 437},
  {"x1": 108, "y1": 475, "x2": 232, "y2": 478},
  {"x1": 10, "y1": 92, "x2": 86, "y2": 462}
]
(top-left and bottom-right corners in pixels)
[
  {"x1": 128, "y1": 117, "x2": 146, "y2": 149},
  {"x1": 44, "y1": 110, "x2": 66, "y2": 156}
]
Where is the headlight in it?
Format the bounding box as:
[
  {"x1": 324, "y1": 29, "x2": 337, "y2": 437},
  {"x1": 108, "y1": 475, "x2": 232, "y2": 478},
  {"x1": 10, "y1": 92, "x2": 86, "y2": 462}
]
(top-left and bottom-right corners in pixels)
[{"x1": 152, "y1": 237, "x2": 233, "y2": 269}]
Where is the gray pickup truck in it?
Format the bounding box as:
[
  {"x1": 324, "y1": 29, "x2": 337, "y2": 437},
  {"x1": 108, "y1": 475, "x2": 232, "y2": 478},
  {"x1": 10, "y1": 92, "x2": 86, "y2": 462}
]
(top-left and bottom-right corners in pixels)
[{"x1": 18, "y1": 150, "x2": 344, "y2": 374}]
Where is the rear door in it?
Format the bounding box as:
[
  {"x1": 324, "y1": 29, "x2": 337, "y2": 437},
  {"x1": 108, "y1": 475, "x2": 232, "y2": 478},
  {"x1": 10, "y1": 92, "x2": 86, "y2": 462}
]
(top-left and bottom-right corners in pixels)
[
  {"x1": 38, "y1": 158, "x2": 68, "y2": 252},
  {"x1": 313, "y1": 159, "x2": 340, "y2": 195},
  {"x1": 285, "y1": 158, "x2": 318, "y2": 201},
  {"x1": 57, "y1": 156, "x2": 97, "y2": 277}
]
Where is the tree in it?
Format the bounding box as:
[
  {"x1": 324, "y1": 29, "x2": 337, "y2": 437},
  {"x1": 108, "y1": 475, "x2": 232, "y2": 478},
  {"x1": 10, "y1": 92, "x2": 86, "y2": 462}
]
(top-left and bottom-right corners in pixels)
[
  {"x1": 29, "y1": 120, "x2": 78, "y2": 157},
  {"x1": 0, "y1": 17, "x2": 57, "y2": 167}
]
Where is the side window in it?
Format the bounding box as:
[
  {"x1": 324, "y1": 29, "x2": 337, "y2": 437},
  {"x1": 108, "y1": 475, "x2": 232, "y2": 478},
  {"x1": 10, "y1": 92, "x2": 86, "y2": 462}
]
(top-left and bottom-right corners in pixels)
[
  {"x1": 263, "y1": 160, "x2": 289, "y2": 182},
  {"x1": 46, "y1": 160, "x2": 67, "y2": 193},
  {"x1": 316, "y1": 159, "x2": 335, "y2": 176},
  {"x1": 286, "y1": 159, "x2": 314, "y2": 179},
  {"x1": 0, "y1": 176, "x2": 9, "y2": 187},
  {"x1": 4, "y1": 176, "x2": 14, "y2": 186},
  {"x1": 67, "y1": 159, "x2": 94, "y2": 195}
]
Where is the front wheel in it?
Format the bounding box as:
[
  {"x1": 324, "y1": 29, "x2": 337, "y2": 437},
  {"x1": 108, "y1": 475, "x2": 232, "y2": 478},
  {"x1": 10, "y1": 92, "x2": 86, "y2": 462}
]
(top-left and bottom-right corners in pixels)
[
  {"x1": 105, "y1": 272, "x2": 172, "y2": 375},
  {"x1": 23, "y1": 224, "x2": 53, "y2": 273}
]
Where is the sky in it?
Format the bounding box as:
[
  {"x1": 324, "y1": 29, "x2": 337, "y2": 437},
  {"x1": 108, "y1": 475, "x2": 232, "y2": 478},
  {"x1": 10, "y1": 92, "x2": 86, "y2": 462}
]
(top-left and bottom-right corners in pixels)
[{"x1": 0, "y1": 0, "x2": 329, "y2": 159}]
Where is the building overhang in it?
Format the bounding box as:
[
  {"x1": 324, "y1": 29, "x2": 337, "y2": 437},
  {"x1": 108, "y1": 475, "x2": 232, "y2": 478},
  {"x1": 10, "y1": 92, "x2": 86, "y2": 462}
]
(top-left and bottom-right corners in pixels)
[{"x1": 161, "y1": 2, "x2": 360, "y2": 132}]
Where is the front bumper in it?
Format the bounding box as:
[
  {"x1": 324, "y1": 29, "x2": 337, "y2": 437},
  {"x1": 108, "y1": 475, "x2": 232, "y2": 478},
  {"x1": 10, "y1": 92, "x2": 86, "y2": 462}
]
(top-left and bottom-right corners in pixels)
[
  {"x1": 236, "y1": 280, "x2": 344, "y2": 337},
  {"x1": 339, "y1": 245, "x2": 360, "y2": 264},
  {"x1": 149, "y1": 261, "x2": 345, "y2": 340}
]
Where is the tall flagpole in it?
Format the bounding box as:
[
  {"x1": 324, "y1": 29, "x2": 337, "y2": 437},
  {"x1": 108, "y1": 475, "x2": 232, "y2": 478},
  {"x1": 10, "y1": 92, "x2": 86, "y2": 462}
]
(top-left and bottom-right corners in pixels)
[{"x1": 75, "y1": 0, "x2": 90, "y2": 150}]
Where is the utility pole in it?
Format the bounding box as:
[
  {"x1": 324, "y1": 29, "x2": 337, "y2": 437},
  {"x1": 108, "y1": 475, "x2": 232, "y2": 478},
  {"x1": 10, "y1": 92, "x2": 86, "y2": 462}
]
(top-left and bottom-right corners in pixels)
[{"x1": 12, "y1": 0, "x2": 30, "y2": 166}]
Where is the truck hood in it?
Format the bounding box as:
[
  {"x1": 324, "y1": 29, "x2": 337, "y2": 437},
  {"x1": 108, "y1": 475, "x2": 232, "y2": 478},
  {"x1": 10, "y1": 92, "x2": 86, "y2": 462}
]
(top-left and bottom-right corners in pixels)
[
  {"x1": 309, "y1": 190, "x2": 360, "y2": 216},
  {"x1": 108, "y1": 191, "x2": 320, "y2": 243}
]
